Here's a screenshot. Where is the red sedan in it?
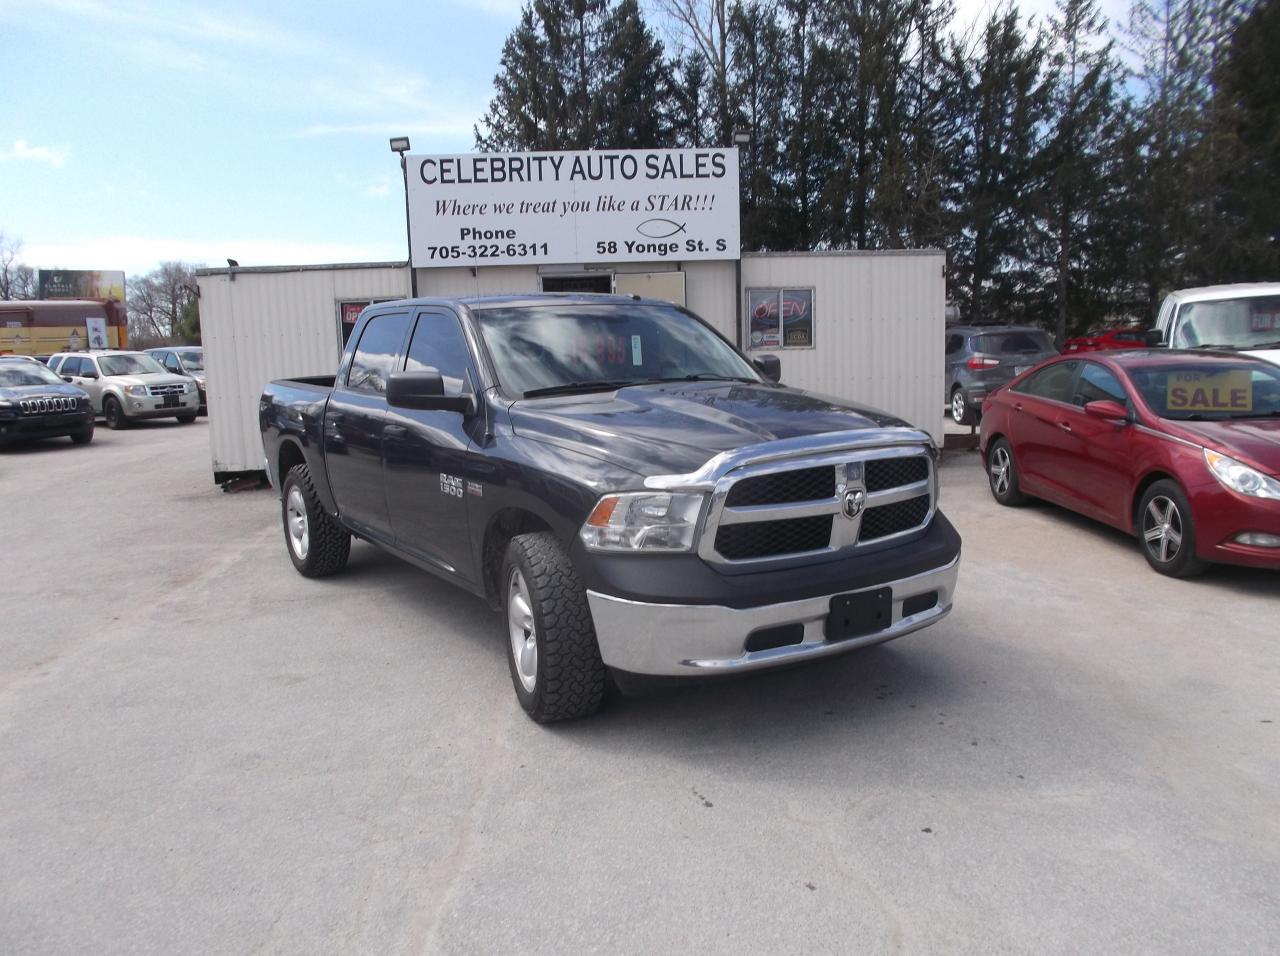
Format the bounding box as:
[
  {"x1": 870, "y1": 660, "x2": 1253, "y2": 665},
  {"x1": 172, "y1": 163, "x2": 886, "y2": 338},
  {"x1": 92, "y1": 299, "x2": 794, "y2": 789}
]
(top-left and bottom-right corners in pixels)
[
  {"x1": 979, "y1": 351, "x2": 1280, "y2": 576},
  {"x1": 1062, "y1": 328, "x2": 1148, "y2": 353}
]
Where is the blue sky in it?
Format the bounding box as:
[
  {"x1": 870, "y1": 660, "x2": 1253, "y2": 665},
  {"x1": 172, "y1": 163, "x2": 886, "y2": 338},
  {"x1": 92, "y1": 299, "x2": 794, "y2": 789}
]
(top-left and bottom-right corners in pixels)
[{"x1": 1, "y1": 0, "x2": 1126, "y2": 277}]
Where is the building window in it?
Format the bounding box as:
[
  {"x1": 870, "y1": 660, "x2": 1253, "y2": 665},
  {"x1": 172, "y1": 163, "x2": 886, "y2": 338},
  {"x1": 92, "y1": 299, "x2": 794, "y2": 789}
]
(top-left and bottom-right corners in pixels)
[{"x1": 745, "y1": 288, "x2": 814, "y2": 349}]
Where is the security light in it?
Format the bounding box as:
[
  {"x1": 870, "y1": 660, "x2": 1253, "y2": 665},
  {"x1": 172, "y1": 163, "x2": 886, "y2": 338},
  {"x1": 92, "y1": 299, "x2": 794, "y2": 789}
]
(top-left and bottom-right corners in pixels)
[
  {"x1": 389, "y1": 137, "x2": 411, "y2": 154},
  {"x1": 732, "y1": 128, "x2": 752, "y2": 147}
]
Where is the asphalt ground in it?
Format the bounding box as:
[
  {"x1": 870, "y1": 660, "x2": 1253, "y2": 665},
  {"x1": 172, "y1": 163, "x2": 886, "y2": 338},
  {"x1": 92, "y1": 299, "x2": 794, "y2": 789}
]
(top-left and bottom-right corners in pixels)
[{"x1": 1, "y1": 420, "x2": 1276, "y2": 954}]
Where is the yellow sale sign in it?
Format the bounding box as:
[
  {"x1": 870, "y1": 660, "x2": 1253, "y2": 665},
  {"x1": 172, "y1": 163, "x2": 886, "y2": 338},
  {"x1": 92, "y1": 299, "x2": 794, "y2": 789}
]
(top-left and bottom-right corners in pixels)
[{"x1": 1167, "y1": 370, "x2": 1252, "y2": 412}]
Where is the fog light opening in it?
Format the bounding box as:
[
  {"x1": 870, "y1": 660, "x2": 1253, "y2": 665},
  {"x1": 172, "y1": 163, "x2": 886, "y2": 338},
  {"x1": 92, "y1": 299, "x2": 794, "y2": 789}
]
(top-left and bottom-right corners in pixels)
[{"x1": 1233, "y1": 532, "x2": 1280, "y2": 548}]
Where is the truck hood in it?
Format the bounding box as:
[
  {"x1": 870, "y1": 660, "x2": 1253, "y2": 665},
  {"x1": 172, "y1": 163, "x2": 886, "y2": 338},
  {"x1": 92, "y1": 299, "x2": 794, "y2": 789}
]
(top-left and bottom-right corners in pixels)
[
  {"x1": 1243, "y1": 347, "x2": 1280, "y2": 367},
  {"x1": 509, "y1": 381, "x2": 919, "y2": 475},
  {"x1": 1167, "y1": 417, "x2": 1280, "y2": 476}
]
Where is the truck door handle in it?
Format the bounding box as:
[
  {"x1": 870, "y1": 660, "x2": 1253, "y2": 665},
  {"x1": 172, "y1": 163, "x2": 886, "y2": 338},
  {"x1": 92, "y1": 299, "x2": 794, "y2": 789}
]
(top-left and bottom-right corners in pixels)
[
  {"x1": 1057, "y1": 420, "x2": 1072, "y2": 432},
  {"x1": 384, "y1": 424, "x2": 407, "y2": 438}
]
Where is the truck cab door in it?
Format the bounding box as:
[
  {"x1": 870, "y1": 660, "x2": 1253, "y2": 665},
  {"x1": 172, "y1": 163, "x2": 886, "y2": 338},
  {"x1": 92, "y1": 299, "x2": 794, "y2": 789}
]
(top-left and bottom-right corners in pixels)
[
  {"x1": 383, "y1": 307, "x2": 486, "y2": 584},
  {"x1": 323, "y1": 311, "x2": 412, "y2": 540}
]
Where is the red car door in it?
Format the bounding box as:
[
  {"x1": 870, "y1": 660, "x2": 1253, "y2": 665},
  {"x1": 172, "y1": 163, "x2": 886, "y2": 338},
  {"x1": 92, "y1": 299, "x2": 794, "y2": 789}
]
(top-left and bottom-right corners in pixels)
[
  {"x1": 1008, "y1": 360, "x2": 1080, "y2": 505},
  {"x1": 1059, "y1": 362, "x2": 1138, "y2": 527}
]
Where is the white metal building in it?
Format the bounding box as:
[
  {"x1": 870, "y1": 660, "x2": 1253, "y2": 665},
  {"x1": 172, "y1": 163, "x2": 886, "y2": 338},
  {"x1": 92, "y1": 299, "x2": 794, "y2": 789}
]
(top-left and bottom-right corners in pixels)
[{"x1": 196, "y1": 249, "x2": 944, "y2": 482}]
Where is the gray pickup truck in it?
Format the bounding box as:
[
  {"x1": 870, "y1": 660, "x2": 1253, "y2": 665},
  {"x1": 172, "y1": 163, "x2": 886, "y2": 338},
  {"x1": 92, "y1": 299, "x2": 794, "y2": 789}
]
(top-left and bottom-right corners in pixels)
[{"x1": 260, "y1": 294, "x2": 962, "y2": 721}]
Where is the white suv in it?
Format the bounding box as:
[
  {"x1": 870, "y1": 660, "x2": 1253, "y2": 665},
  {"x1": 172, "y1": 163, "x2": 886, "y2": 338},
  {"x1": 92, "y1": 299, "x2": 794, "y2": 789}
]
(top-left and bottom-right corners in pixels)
[{"x1": 53, "y1": 350, "x2": 199, "y2": 429}]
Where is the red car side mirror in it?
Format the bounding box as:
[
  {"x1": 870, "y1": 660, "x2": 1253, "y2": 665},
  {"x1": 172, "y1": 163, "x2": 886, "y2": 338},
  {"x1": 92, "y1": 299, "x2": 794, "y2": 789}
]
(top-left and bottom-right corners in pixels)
[{"x1": 1084, "y1": 399, "x2": 1129, "y2": 422}]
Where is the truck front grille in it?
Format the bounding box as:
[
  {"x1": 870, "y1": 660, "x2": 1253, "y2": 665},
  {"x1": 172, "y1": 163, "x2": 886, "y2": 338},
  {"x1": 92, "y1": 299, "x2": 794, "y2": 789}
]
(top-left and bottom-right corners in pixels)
[
  {"x1": 865, "y1": 456, "x2": 929, "y2": 492},
  {"x1": 19, "y1": 396, "x2": 79, "y2": 415},
  {"x1": 698, "y1": 445, "x2": 935, "y2": 569},
  {"x1": 715, "y1": 515, "x2": 833, "y2": 560},
  {"x1": 859, "y1": 495, "x2": 931, "y2": 541},
  {"x1": 147, "y1": 384, "x2": 184, "y2": 396}
]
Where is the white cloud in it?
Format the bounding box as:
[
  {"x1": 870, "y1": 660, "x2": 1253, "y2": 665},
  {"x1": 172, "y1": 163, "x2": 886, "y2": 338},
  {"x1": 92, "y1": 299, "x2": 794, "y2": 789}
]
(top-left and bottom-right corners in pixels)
[
  {"x1": 21, "y1": 235, "x2": 406, "y2": 277},
  {"x1": 0, "y1": 138, "x2": 68, "y2": 167}
]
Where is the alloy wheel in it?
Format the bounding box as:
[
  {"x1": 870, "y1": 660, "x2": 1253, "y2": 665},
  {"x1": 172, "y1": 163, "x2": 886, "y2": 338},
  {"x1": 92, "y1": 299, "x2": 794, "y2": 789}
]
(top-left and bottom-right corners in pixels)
[
  {"x1": 286, "y1": 485, "x2": 310, "y2": 560},
  {"x1": 951, "y1": 390, "x2": 966, "y2": 424},
  {"x1": 507, "y1": 568, "x2": 538, "y2": 693},
  {"x1": 990, "y1": 447, "x2": 1011, "y2": 496},
  {"x1": 1142, "y1": 496, "x2": 1183, "y2": 563}
]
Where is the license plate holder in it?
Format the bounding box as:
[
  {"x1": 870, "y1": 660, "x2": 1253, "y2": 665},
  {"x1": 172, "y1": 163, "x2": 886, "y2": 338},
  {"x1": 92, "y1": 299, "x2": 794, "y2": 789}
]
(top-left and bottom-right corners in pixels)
[
  {"x1": 825, "y1": 587, "x2": 893, "y2": 641},
  {"x1": 161, "y1": 394, "x2": 180, "y2": 408}
]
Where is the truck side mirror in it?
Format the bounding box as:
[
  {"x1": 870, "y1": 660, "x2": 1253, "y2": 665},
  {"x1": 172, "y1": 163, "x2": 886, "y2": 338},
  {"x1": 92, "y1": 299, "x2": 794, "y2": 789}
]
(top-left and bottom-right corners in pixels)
[
  {"x1": 1143, "y1": 329, "x2": 1164, "y2": 347},
  {"x1": 387, "y1": 369, "x2": 475, "y2": 415},
  {"x1": 752, "y1": 354, "x2": 782, "y2": 383}
]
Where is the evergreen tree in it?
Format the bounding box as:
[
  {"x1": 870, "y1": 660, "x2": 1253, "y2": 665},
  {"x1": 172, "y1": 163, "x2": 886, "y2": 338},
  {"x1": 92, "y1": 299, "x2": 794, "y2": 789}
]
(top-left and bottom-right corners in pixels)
[
  {"x1": 943, "y1": 7, "x2": 1049, "y2": 324},
  {"x1": 1036, "y1": 0, "x2": 1128, "y2": 341}
]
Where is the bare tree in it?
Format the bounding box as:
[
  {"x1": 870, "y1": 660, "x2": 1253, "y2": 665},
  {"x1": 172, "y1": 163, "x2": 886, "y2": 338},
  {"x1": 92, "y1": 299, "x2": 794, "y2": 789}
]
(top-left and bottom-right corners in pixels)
[
  {"x1": 0, "y1": 231, "x2": 36, "y2": 300},
  {"x1": 127, "y1": 262, "x2": 198, "y2": 347},
  {"x1": 648, "y1": 0, "x2": 734, "y2": 144}
]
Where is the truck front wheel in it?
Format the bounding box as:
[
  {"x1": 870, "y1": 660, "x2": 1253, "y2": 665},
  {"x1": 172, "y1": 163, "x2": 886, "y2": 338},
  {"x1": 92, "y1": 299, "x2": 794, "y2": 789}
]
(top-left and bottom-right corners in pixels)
[
  {"x1": 281, "y1": 463, "x2": 351, "y2": 578},
  {"x1": 502, "y1": 532, "x2": 606, "y2": 722}
]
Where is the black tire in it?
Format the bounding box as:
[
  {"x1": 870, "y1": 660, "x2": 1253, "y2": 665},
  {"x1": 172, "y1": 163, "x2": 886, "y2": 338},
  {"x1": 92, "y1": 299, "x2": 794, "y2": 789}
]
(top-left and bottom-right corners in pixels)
[
  {"x1": 281, "y1": 463, "x2": 351, "y2": 578},
  {"x1": 986, "y1": 437, "x2": 1027, "y2": 506},
  {"x1": 70, "y1": 424, "x2": 94, "y2": 445},
  {"x1": 501, "y1": 531, "x2": 606, "y2": 722},
  {"x1": 103, "y1": 396, "x2": 128, "y2": 430},
  {"x1": 1137, "y1": 479, "x2": 1207, "y2": 578},
  {"x1": 950, "y1": 386, "x2": 975, "y2": 426},
  {"x1": 176, "y1": 413, "x2": 197, "y2": 424}
]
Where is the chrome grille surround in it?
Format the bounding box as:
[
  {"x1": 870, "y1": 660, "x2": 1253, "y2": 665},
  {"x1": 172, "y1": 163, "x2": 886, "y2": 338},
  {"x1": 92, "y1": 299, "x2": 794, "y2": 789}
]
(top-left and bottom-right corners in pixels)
[
  {"x1": 19, "y1": 395, "x2": 80, "y2": 415},
  {"x1": 640, "y1": 428, "x2": 938, "y2": 574},
  {"x1": 147, "y1": 383, "x2": 185, "y2": 396}
]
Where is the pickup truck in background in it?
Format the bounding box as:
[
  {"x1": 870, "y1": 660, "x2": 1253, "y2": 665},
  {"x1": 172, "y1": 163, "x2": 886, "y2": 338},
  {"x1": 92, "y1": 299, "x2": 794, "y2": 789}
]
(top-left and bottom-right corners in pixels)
[
  {"x1": 260, "y1": 295, "x2": 962, "y2": 722},
  {"x1": 1149, "y1": 283, "x2": 1280, "y2": 364}
]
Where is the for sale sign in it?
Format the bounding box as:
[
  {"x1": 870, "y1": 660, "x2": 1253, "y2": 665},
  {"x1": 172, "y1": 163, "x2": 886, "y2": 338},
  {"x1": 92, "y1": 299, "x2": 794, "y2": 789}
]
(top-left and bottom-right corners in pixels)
[
  {"x1": 405, "y1": 149, "x2": 740, "y2": 269},
  {"x1": 1167, "y1": 370, "x2": 1252, "y2": 412}
]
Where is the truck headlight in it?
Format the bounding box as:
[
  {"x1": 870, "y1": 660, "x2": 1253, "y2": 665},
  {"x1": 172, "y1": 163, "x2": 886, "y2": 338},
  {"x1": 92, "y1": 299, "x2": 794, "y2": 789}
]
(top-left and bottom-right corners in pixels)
[
  {"x1": 125, "y1": 385, "x2": 148, "y2": 397},
  {"x1": 580, "y1": 492, "x2": 705, "y2": 552},
  {"x1": 1204, "y1": 449, "x2": 1280, "y2": 500}
]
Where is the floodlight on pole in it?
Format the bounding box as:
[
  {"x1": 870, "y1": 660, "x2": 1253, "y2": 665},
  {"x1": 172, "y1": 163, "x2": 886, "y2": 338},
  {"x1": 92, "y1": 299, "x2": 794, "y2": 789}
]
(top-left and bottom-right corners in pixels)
[{"x1": 390, "y1": 136, "x2": 417, "y2": 296}]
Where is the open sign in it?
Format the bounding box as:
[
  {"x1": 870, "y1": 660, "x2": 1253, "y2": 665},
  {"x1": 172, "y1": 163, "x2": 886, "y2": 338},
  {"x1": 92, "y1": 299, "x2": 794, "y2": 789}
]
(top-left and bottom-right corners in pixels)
[{"x1": 1167, "y1": 370, "x2": 1252, "y2": 412}]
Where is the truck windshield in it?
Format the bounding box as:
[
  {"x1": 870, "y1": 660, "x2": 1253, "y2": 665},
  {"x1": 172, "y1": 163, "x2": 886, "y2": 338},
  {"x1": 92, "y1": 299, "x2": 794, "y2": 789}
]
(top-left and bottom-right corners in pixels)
[
  {"x1": 99, "y1": 354, "x2": 165, "y2": 376},
  {"x1": 475, "y1": 303, "x2": 761, "y2": 397},
  {"x1": 1128, "y1": 361, "x2": 1280, "y2": 420},
  {"x1": 1172, "y1": 296, "x2": 1280, "y2": 349}
]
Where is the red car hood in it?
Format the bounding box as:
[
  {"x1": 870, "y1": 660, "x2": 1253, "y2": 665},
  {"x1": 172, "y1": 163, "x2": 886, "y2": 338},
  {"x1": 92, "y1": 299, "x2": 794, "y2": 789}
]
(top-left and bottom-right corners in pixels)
[{"x1": 1166, "y1": 417, "x2": 1280, "y2": 476}]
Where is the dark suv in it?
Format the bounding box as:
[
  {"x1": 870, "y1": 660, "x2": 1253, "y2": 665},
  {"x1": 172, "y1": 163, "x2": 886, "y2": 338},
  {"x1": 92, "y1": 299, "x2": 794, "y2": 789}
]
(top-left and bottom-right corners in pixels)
[{"x1": 944, "y1": 325, "x2": 1059, "y2": 425}]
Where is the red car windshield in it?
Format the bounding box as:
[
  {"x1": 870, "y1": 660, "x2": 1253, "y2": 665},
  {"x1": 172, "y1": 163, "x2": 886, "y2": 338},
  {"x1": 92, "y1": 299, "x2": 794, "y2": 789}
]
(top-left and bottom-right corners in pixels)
[{"x1": 1128, "y1": 361, "x2": 1280, "y2": 420}]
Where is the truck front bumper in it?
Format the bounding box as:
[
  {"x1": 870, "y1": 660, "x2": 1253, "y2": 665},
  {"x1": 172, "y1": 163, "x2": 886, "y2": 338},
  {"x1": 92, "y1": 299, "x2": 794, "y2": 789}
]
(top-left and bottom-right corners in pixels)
[{"x1": 587, "y1": 554, "x2": 959, "y2": 677}]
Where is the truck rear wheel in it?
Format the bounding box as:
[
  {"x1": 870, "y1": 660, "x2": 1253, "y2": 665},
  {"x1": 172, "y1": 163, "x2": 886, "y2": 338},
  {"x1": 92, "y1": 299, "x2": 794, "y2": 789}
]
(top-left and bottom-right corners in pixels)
[
  {"x1": 282, "y1": 463, "x2": 350, "y2": 578},
  {"x1": 501, "y1": 531, "x2": 605, "y2": 722}
]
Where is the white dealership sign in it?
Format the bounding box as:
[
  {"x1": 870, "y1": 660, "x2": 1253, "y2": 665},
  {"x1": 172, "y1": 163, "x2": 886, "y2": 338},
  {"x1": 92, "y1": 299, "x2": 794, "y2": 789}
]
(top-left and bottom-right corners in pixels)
[{"x1": 406, "y1": 148, "x2": 740, "y2": 268}]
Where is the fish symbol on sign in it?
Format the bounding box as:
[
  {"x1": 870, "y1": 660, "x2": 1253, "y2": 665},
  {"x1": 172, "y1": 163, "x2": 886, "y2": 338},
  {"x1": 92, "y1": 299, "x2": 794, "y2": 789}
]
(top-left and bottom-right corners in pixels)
[{"x1": 636, "y1": 218, "x2": 687, "y2": 239}]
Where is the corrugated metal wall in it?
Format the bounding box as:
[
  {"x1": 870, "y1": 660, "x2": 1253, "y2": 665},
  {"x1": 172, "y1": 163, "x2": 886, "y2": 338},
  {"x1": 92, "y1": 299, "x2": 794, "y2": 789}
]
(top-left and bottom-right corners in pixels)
[
  {"x1": 199, "y1": 265, "x2": 406, "y2": 477},
  {"x1": 198, "y1": 250, "x2": 943, "y2": 479},
  {"x1": 742, "y1": 251, "x2": 945, "y2": 444}
]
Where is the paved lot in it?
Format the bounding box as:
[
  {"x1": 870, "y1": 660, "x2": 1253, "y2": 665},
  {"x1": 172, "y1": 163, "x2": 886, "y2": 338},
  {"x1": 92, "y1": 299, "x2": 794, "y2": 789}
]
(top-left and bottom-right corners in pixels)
[{"x1": 2, "y1": 422, "x2": 1277, "y2": 954}]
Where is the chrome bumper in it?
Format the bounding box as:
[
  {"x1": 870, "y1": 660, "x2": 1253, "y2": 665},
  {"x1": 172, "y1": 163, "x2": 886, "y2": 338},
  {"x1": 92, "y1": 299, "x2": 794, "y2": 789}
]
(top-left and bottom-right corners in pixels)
[{"x1": 587, "y1": 555, "x2": 959, "y2": 676}]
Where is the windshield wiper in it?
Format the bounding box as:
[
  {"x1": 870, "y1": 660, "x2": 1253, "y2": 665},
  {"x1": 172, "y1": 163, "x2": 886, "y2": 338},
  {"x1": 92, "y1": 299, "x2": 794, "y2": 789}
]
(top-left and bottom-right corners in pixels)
[
  {"x1": 1245, "y1": 339, "x2": 1280, "y2": 350},
  {"x1": 521, "y1": 379, "x2": 653, "y2": 398},
  {"x1": 659, "y1": 373, "x2": 759, "y2": 383},
  {"x1": 1188, "y1": 343, "x2": 1241, "y2": 350}
]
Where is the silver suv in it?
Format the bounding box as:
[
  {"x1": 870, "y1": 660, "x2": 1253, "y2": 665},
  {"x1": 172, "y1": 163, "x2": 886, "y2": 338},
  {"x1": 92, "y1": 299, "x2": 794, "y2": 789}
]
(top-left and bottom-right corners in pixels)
[
  {"x1": 146, "y1": 346, "x2": 206, "y2": 413},
  {"x1": 52, "y1": 350, "x2": 199, "y2": 429}
]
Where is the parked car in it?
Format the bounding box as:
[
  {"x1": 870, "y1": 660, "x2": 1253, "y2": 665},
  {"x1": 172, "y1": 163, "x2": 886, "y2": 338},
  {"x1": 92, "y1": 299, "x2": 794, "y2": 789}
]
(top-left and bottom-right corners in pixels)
[
  {"x1": 56, "y1": 350, "x2": 200, "y2": 429},
  {"x1": 0, "y1": 355, "x2": 95, "y2": 446},
  {"x1": 945, "y1": 325, "x2": 1059, "y2": 425},
  {"x1": 146, "y1": 347, "x2": 206, "y2": 413},
  {"x1": 980, "y1": 350, "x2": 1280, "y2": 577},
  {"x1": 1063, "y1": 328, "x2": 1148, "y2": 353},
  {"x1": 261, "y1": 295, "x2": 962, "y2": 722},
  {"x1": 1150, "y1": 283, "x2": 1280, "y2": 365}
]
